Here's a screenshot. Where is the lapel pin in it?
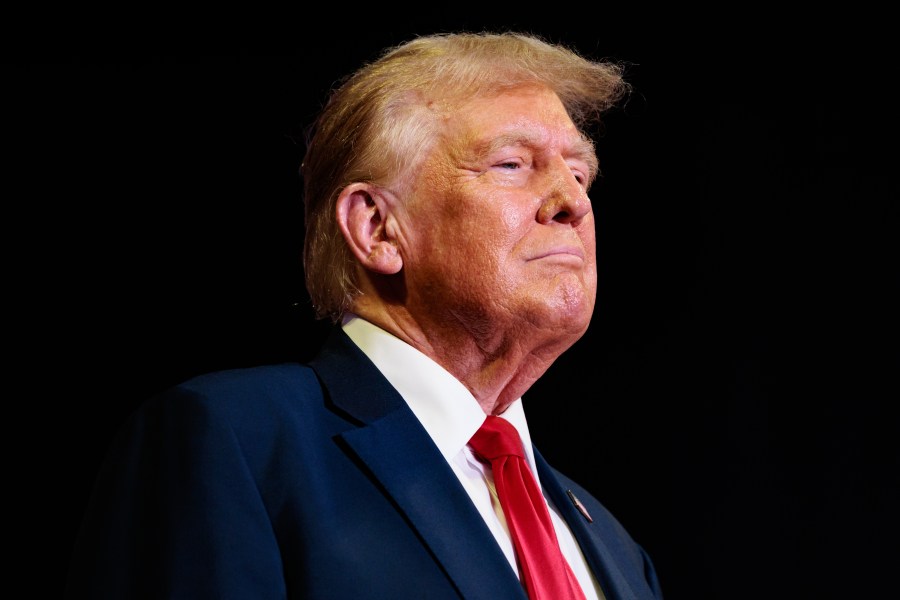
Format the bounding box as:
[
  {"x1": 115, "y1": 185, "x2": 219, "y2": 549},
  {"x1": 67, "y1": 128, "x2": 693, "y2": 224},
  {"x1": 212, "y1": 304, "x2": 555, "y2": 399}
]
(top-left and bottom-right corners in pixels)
[{"x1": 567, "y1": 489, "x2": 593, "y2": 523}]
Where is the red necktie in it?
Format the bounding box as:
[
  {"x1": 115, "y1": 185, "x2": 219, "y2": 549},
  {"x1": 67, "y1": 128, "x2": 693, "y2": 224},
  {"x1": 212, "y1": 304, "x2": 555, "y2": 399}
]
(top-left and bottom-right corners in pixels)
[{"x1": 469, "y1": 415, "x2": 587, "y2": 600}]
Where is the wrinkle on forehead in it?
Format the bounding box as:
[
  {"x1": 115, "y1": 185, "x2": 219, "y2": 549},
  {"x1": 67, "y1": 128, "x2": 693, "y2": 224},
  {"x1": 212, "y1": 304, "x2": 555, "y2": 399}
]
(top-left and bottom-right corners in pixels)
[{"x1": 420, "y1": 84, "x2": 601, "y2": 184}]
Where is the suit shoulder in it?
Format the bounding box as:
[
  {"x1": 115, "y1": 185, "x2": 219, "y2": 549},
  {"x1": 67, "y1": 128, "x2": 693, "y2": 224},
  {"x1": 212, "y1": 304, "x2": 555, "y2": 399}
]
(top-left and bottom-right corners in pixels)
[
  {"x1": 177, "y1": 362, "x2": 320, "y2": 399},
  {"x1": 116, "y1": 362, "x2": 339, "y2": 469},
  {"x1": 142, "y1": 363, "x2": 325, "y2": 426}
]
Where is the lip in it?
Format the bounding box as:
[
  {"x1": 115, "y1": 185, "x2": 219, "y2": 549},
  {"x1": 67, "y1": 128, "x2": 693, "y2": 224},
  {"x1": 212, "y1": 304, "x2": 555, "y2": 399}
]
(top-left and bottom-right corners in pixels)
[{"x1": 528, "y1": 245, "x2": 585, "y2": 262}]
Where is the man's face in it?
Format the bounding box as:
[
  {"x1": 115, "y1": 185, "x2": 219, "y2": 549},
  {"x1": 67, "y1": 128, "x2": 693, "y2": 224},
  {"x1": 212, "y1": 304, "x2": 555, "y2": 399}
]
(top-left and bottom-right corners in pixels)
[{"x1": 395, "y1": 84, "x2": 598, "y2": 344}]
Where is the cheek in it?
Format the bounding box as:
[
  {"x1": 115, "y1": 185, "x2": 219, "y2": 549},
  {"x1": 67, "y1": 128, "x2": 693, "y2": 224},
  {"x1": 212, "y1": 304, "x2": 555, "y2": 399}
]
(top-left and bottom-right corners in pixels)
[
  {"x1": 498, "y1": 196, "x2": 535, "y2": 232},
  {"x1": 580, "y1": 215, "x2": 597, "y2": 258},
  {"x1": 488, "y1": 199, "x2": 535, "y2": 259},
  {"x1": 451, "y1": 194, "x2": 527, "y2": 261}
]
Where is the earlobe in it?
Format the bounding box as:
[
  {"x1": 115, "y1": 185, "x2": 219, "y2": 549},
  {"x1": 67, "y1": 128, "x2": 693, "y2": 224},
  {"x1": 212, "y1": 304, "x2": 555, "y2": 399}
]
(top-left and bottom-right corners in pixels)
[{"x1": 336, "y1": 183, "x2": 403, "y2": 275}]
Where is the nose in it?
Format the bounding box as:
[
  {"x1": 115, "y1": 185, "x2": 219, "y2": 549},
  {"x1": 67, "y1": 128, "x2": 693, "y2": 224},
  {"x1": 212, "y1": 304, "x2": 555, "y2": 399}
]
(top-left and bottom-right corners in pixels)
[{"x1": 536, "y1": 163, "x2": 591, "y2": 225}]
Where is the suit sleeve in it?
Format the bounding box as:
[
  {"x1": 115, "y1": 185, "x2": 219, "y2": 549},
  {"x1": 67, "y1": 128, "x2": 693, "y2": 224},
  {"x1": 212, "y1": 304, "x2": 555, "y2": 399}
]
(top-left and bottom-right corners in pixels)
[{"x1": 65, "y1": 387, "x2": 287, "y2": 600}]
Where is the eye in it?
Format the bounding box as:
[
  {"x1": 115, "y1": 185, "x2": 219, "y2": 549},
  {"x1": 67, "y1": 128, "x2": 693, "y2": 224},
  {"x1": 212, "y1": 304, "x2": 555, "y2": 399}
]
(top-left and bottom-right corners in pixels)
[
  {"x1": 568, "y1": 158, "x2": 594, "y2": 188},
  {"x1": 496, "y1": 160, "x2": 521, "y2": 170}
]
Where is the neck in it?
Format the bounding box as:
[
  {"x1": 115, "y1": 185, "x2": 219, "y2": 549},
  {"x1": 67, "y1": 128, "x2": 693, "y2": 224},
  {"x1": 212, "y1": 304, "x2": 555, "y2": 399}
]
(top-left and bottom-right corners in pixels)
[{"x1": 350, "y1": 303, "x2": 576, "y2": 415}]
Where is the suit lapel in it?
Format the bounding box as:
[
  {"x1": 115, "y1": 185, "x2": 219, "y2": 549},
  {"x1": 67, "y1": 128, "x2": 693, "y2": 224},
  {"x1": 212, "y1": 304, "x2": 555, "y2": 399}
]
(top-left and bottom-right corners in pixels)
[
  {"x1": 311, "y1": 328, "x2": 526, "y2": 600},
  {"x1": 535, "y1": 449, "x2": 650, "y2": 600}
]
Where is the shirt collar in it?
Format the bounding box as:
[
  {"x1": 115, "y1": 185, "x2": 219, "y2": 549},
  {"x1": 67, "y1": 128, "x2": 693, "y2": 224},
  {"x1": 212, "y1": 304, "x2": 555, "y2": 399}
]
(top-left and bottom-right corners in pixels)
[{"x1": 341, "y1": 315, "x2": 539, "y2": 472}]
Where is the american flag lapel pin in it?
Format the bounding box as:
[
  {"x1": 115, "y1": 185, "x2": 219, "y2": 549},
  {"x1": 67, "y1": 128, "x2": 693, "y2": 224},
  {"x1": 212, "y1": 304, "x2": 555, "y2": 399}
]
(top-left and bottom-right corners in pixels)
[{"x1": 567, "y1": 489, "x2": 593, "y2": 523}]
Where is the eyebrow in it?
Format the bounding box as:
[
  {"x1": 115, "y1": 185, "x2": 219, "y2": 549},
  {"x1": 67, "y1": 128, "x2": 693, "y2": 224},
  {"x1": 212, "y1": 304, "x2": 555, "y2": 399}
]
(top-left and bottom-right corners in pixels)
[{"x1": 475, "y1": 132, "x2": 599, "y2": 178}]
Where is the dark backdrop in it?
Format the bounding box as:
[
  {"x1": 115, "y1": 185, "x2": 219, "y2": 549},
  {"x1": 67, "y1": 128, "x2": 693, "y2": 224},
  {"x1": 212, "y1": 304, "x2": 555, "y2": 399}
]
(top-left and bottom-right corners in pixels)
[{"x1": 7, "y1": 13, "x2": 897, "y2": 599}]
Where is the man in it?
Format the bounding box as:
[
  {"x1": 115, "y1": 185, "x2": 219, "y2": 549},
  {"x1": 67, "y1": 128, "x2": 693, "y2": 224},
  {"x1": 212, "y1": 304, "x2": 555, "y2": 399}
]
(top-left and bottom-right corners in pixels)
[{"x1": 66, "y1": 31, "x2": 664, "y2": 599}]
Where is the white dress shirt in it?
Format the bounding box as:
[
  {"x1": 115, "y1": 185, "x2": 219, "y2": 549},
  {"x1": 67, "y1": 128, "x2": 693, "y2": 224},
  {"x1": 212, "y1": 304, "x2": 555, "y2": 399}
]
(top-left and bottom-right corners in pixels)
[{"x1": 342, "y1": 315, "x2": 604, "y2": 600}]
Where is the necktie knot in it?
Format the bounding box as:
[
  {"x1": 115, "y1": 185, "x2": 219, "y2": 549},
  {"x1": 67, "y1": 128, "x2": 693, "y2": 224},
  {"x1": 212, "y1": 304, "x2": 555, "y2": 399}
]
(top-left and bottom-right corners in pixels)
[{"x1": 469, "y1": 415, "x2": 525, "y2": 462}]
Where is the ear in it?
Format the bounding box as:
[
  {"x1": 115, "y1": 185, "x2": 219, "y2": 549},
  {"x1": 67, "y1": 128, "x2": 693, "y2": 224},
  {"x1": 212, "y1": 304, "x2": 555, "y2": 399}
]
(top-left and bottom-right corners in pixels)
[{"x1": 336, "y1": 182, "x2": 403, "y2": 275}]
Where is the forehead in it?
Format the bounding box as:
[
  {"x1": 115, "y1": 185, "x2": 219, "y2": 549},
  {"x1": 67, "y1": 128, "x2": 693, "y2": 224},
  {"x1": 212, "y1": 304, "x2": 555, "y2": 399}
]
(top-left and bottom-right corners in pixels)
[
  {"x1": 442, "y1": 85, "x2": 591, "y2": 157},
  {"x1": 436, "y1": 85, "x2": 597, "y2": 171}
]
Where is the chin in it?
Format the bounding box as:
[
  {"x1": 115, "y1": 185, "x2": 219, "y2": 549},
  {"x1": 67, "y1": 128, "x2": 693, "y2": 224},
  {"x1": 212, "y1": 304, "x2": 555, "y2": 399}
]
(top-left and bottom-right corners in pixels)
[{"x1": 532, "y1": 288, "x2": 594, "y2": 336}]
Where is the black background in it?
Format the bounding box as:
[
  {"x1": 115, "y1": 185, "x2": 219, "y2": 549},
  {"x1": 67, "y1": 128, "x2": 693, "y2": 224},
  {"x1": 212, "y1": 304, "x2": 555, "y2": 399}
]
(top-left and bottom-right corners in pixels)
[{"x1": 6, "y1": 11, "x2": 898, "y2": 599}]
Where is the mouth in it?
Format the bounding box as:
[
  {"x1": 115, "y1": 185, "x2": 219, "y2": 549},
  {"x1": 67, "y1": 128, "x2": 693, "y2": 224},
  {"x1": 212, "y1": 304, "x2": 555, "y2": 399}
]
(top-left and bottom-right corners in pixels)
[{"x1": 528, "y1": 245, "x2": 585, "y2": 262}]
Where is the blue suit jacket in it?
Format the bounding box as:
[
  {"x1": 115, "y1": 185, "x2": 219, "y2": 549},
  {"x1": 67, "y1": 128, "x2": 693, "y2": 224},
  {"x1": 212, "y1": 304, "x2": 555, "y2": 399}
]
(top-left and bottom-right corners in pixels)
[{"x1": 66, "y1": 328, "x2": 664, "y2": 599}]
